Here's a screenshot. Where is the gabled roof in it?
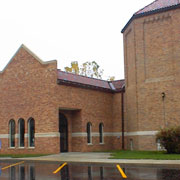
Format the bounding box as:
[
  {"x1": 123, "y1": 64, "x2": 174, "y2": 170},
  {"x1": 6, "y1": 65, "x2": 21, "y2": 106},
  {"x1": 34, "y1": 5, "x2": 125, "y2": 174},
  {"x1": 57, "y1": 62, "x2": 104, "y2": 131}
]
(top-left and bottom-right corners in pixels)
[
  {"x1": 0, "y1": 44, "x2": 125, "y2": 92},
  {"x1": 0, "y1": 44, "x2": 57, "y2": 74},
  {"x1": 122, "y1": 0, "x2": 180, "y2": 33},
  {"x1": 57, "y1": 70, "x2": 125, "y2": 93}
]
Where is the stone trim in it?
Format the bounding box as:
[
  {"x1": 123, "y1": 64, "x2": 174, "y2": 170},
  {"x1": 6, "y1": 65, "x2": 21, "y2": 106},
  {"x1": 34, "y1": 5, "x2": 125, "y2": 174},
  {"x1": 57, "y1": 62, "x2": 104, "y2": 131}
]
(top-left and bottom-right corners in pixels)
[
  {"x1": 71, "y1": 132, "x2": 122, "y2": 137},
  {"x1": 104, "y1": 132, "x2": 122, "y2": 136},
  {"x1": 0, "y1": 134, "x2": 9, "y2": 138},
  {"x1": 35, "y1": 132, "x2": 60, "y2": 138},
  {"x1": 0, "y1": 131, "x2": 158, "y2": 139},
  {"x1": 0, "y1": 132, "x2": 60, "y2": 139},
  {"x1": 125, "y1": 131, "x2": 158, "y2": 136},
  {"x1": 72, "y1": 131, "x2": 158, "y2": 137},
  {"x1": 72, "y1": 133, "x2": 87, "y2": 137}
]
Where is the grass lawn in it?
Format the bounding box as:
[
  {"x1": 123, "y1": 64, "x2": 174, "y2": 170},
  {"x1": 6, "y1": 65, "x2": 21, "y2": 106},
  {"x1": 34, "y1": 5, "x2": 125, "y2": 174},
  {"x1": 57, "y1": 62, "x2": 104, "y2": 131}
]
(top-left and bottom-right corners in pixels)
[
  {"x1": 0, "y1": 154, "x2": 50, "y2": 158},
  {"x1": 111, "y1": 150, "x2": 180, "y2": 160}
]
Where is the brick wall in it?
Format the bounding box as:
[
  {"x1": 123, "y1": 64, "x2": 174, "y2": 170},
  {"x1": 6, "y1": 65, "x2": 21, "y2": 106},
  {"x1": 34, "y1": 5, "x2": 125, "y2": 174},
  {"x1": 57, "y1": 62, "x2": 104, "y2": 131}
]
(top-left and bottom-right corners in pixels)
[
  {"x1": 0, "y1": 45, "x2": 123, "y2": 154},
  {"x1": 123, "y1": 8, "x2": 180, "y2": 150}
]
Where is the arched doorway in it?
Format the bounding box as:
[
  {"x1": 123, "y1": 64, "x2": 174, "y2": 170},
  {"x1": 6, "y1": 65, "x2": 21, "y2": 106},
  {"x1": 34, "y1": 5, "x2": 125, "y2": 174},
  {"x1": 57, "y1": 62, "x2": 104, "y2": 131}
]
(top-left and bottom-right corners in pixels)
[{"x1": 59, "y1": 113, "x2": 68, "y2": 152}]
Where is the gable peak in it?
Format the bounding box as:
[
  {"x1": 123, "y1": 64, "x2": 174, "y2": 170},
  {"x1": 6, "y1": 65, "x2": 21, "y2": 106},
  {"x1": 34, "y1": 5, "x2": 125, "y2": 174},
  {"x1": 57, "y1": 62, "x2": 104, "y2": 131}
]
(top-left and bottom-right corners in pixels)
[{"x1": 0, "y1": 44, "x2": 57, "y2": 74}]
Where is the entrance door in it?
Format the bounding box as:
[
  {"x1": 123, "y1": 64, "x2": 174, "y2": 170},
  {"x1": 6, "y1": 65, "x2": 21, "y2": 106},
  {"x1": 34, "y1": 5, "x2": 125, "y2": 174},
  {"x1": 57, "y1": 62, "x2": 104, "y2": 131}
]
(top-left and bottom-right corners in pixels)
[{"x1": 59, "y1": 113, "x2": 68, "y2": 152}]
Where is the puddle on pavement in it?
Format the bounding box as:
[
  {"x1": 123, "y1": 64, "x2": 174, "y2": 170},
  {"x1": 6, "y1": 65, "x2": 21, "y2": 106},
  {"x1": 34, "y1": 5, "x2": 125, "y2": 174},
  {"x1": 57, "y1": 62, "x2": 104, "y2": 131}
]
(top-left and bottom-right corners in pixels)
[{"x1": 0, "y1": 161, "x2": 180, "y2": 180}]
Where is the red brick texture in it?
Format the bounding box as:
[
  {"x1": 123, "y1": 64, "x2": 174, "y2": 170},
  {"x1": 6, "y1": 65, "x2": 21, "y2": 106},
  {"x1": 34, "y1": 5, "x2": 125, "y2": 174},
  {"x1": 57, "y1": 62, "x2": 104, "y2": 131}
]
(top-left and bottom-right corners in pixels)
[
  {"x1": 0, "y1": 45, "x2": 123, "y2": 154},
  {"x1": 123, "y1": 7, "x2": 180, "y2": 150}
]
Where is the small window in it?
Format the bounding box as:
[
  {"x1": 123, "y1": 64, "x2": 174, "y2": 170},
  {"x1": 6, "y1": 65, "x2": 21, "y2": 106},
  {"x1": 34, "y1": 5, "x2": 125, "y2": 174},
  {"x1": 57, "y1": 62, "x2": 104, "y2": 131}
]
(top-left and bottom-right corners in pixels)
[
  {"x1": 87, "y1": 122, "x2": 92, "y2": 144},
  {"x1": 28, "y1": 118, "x2": 35, "y2": 147},
  {"x1": 99, "y1": 123, "x2": 104, "y2": 144},
  {"x1": 18, "y1": 119, "x2": 25, "y2": 147},
  {"x1": 9, "y1": 119, "x2": 15, "y2": 147}
]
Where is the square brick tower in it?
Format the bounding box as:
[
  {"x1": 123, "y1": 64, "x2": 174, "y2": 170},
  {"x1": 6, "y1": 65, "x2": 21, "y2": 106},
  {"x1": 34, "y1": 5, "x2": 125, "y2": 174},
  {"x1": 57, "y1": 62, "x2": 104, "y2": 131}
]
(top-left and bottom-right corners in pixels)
[{"x1": 122, "y1": 0, "x2": 180, "y2": 150}]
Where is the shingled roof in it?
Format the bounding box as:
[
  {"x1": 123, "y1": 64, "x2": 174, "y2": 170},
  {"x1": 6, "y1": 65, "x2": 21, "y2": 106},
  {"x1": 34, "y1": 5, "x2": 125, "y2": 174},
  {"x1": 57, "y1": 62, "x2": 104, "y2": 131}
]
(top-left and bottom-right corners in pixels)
[
  {"x1": 136, "y1": 0, "x2": 180, "y2": 15},
  {"x1": 57, "y1": 70, "x2": 125, "y2": 93},
  {"x1": 122, "y1": 0, "x2": 180, "y2": 33}
]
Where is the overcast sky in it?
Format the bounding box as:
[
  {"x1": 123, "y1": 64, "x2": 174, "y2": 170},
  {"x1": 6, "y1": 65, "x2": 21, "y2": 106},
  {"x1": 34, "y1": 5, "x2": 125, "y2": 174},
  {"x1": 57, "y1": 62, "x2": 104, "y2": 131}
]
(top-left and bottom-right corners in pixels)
[{"x1": 0, "y1": 0, "x2": 153, "y2": 80}]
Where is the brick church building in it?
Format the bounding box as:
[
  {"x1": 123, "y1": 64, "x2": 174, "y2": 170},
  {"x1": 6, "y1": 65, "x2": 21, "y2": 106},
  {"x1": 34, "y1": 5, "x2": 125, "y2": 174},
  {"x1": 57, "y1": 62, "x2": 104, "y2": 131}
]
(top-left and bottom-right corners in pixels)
[{"x1": 0, "y1": 0, "x2": 180, "y2": 154}]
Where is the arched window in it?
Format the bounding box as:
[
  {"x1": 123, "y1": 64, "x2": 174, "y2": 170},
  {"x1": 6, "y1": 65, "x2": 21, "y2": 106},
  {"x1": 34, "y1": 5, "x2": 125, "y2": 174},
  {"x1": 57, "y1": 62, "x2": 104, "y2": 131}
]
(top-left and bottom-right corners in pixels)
[
  {"x1": 18, "y1": 119, "x2": 25, "y2": 147},
  {"x1": 87, "y1": 122, "x2": 92, "y2": 144},
  {"x1": 99, "y1": 123, "x2": 104, "y2": 144},
  {"x1": 9, "y1": 119, "x2": 15, "y2": 147},
  {"x1": 28, "y1": 118, "x2": 35, "y2": 147}
]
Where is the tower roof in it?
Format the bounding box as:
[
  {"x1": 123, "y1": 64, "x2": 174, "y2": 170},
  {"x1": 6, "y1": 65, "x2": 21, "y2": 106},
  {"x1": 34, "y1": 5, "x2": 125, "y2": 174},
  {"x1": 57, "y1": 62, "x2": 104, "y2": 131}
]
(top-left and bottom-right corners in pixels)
[
  {"x1": 122, "y1": 0, "x2": 180, "y2": 33},
  {"x1": 136, "y1": 0, "x2": 180, "y2": 15}
]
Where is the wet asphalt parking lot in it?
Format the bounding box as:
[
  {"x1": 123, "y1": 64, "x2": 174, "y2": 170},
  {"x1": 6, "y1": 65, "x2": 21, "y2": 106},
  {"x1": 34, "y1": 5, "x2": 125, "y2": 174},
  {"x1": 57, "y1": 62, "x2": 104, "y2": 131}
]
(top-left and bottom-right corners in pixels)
[{"x1": 0, "y1": 161, "x2": 180, "y2": 180}]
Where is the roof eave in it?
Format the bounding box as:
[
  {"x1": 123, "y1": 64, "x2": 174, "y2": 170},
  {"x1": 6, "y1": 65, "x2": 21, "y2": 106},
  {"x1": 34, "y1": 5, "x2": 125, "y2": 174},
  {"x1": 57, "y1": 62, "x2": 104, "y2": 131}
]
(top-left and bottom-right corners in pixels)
[
  {"x1": 57, "y1": 79, "x2": 125, "y2": 93},
  {"x1": 121, "y1": 4, "x2": 180, "y2": 33},
  {"x1": 57, "y1": 79, "x2": 114, "y2": 93}
]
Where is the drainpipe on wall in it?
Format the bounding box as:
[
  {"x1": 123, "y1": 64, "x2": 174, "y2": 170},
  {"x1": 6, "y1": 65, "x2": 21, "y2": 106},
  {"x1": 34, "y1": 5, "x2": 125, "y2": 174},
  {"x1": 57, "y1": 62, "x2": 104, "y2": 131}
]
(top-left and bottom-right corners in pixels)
[
  {"x1": 121, "y1": 87, "x2": 125, "y2": 150},
  {"x1": 162, "y1": 92, "x2": 166, "y2": 127}
]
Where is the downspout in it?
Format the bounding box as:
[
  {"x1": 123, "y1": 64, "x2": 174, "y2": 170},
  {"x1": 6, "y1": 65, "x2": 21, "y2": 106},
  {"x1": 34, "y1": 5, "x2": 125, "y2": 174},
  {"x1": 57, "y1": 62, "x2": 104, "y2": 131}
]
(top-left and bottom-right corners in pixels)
[{"x1": 121, "y1": 87, "x2": 125, "y2": 150}]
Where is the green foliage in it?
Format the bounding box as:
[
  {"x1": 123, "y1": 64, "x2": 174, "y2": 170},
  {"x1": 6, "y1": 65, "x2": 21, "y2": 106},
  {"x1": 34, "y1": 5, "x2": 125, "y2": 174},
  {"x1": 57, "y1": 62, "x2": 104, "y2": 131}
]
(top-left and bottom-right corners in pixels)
[{"x1": 156, "y1": 126, "x2": 180, "y2": 154}]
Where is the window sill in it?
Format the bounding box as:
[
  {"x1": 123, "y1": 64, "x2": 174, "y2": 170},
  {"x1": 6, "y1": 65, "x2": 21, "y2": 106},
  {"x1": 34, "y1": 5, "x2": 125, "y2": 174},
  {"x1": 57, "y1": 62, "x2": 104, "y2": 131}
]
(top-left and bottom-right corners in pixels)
[
  {"x1": 87, "y1": 143, "x2": 93, "y2": 146},
  {"x1": 28, "y1": 147, "x2": 35, "y2": 149},
  {"x1": 99, "y1": 143, "x2": 104, "y2": 145},
  {"x1": 18, "y1": 147, "x2": 25, "y2": 149},
  {"x1": 8, "y1": 147, "x2": 15, "y2": 149}
]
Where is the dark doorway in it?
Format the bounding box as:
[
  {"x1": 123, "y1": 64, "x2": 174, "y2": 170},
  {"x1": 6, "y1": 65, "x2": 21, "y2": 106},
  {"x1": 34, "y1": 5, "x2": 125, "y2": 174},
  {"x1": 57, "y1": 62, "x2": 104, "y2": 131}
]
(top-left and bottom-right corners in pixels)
[{"x1": 59, "y1": 113, "x2": 68, "y2": 152}]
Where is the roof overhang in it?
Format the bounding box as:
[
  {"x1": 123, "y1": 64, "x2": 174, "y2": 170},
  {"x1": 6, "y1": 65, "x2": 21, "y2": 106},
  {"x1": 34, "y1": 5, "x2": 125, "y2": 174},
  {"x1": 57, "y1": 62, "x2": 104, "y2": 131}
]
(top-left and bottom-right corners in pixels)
[
  {"x1": 57, "y1": 79, "x2": 114, "y2": 93},
  {"x1": 121, "y1": 4, "x2": 180, "y2": 33},
  {"x1": 57, "y1": 79, "x2": 125, "y2": 93}
]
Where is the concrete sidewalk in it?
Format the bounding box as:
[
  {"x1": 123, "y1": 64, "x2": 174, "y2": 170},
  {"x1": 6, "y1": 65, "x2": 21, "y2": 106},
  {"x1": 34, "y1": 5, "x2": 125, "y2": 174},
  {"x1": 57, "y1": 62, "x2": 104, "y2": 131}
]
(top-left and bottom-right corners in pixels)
[{"x1": 15, "y1": 152, "x2": 180, "y2": 166}]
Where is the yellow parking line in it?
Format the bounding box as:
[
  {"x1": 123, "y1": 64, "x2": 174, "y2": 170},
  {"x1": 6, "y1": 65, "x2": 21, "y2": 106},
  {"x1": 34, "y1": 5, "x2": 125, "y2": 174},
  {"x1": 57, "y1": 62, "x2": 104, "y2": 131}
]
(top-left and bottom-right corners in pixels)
[
  {"x1": 2, "y1": 161, "x2": 25, "y2": 170},
  {"x1": 53, "y1": 162, "x2": 67, "y2": 174},
  {"x1": 116, "y1": 165, "x2": 127, "y2": 179}
]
